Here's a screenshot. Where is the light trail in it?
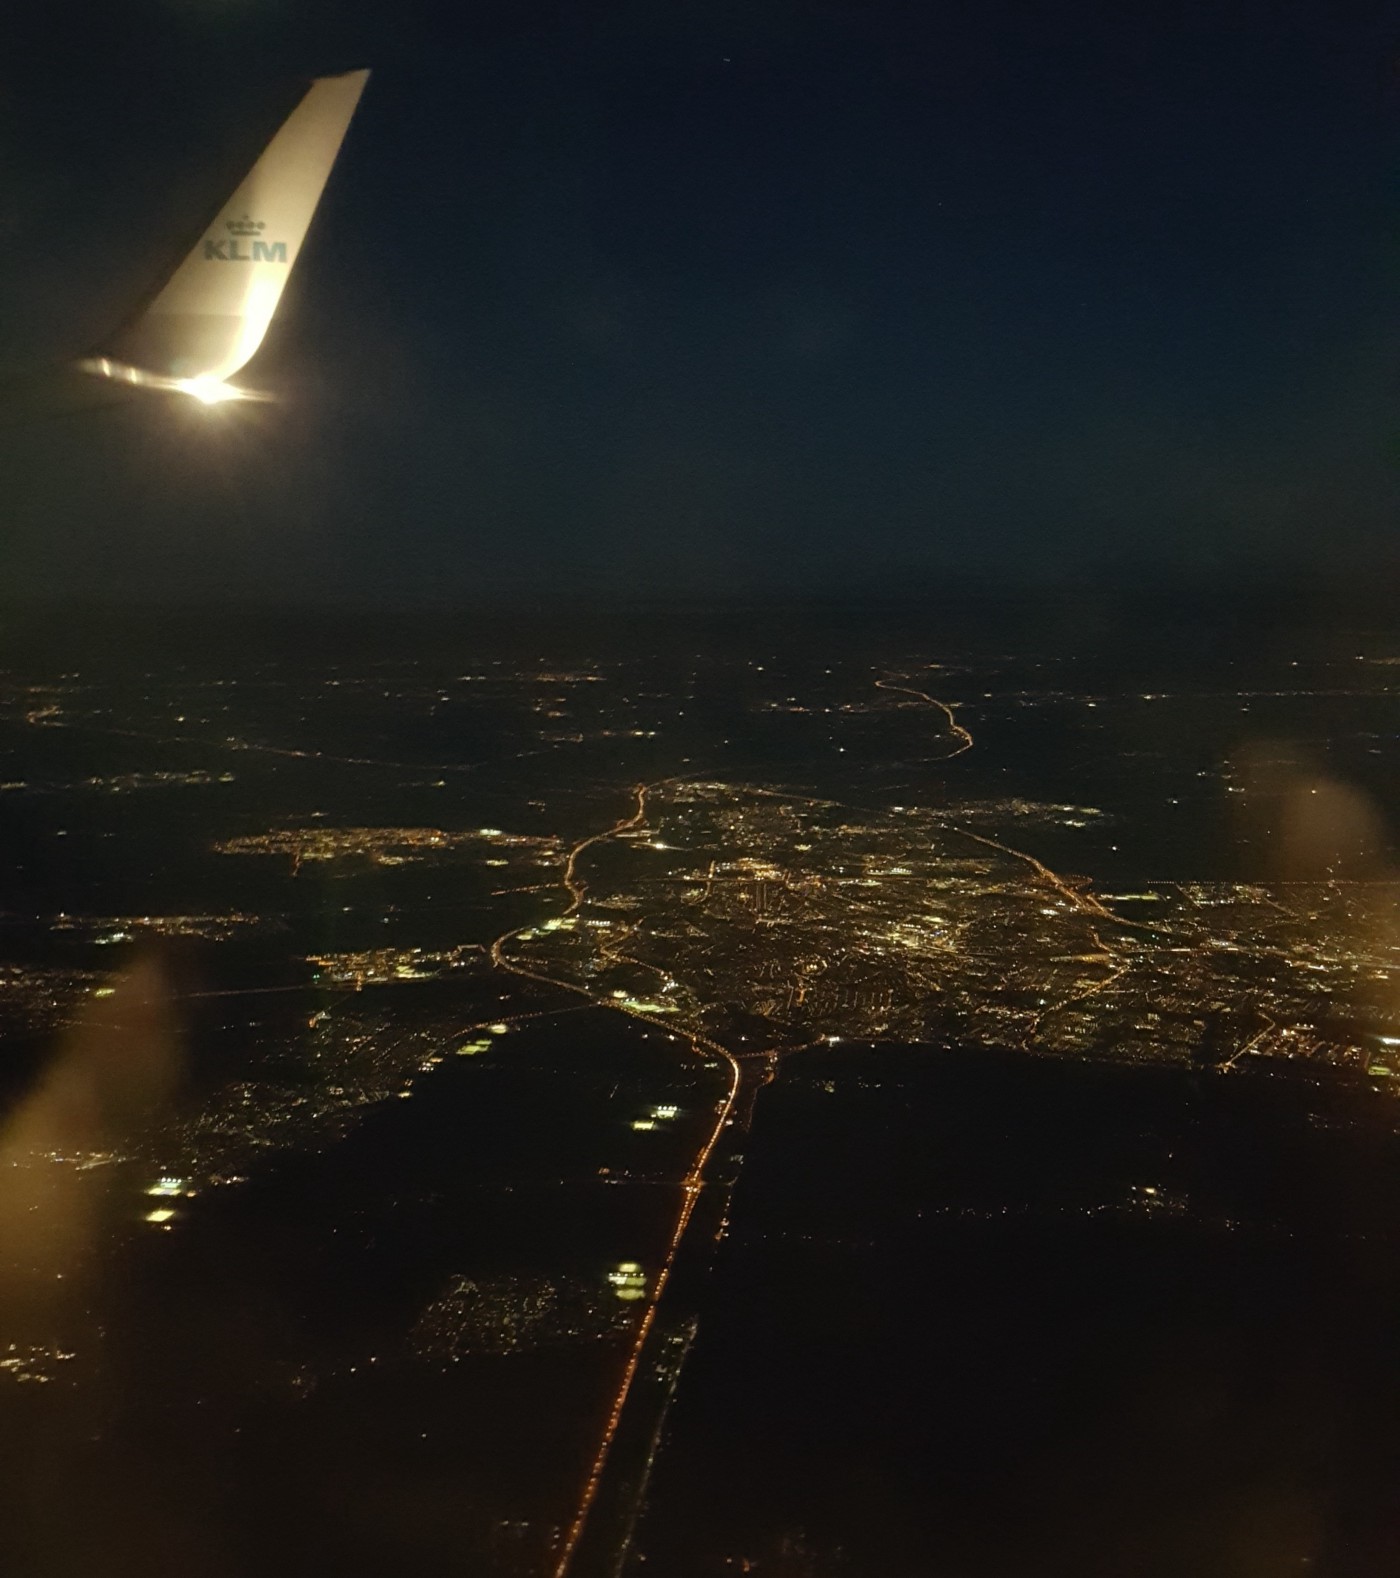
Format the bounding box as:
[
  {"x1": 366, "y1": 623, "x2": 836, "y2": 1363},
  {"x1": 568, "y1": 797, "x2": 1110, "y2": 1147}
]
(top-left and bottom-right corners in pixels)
[
  {"x1": 953, "y1": 825, "x2": 1131, "y2": 927},
  {"x1": 871, "y1": 669, "x2": 1172, "y2": 1052},
  {"x1": 562, "y1": 782, "x2": 651, "y2": 913},
  {"x1": 874, "y1": 676, "x2": 975, "y2": 759},
  {"x1": 761, "y1": 677, "x2": 1141, "y2": 1049},
  {"x1": 869, "y1": 670, "x2": 1150, "y2": 933},
  {"x1": 487, "y1": 778, "x2": 744, "y2": 1578},
  {"x1": 549, "y1": 1031, "x2": 740, "y2": 1578},
  {"x1": 947, "y1": 801, "x2": 1158, "y2": 1051},
  {"x1": 1019, "y1": 926, "x2": 1130, "y2": 1051},
  {"x1": 1218, "y1": 1011, "x2": 1277, "y2": 1072}
]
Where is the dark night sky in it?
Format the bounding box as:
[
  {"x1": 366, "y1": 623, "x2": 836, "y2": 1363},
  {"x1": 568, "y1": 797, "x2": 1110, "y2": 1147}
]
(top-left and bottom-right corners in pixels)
[{"x1": 2, "y1": 0, "x2": 1398, "y2": 604}]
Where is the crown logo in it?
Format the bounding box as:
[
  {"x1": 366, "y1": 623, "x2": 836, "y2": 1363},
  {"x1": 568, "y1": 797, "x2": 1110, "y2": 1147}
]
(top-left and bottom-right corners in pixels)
[{"x1": 226, "y1": 215, "x2": 266, "y2": 235}]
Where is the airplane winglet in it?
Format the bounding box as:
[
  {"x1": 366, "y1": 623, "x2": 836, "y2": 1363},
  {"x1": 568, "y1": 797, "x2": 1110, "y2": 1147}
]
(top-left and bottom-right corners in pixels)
[{"x1": 78, "y1": 69, "x2": 370, "y2": 402}]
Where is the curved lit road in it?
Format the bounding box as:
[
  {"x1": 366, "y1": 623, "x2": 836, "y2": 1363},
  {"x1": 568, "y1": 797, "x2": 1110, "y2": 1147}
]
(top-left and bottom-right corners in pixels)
[{"x1": 489, "y1": 781, "x2": 744, "y2": 1578}]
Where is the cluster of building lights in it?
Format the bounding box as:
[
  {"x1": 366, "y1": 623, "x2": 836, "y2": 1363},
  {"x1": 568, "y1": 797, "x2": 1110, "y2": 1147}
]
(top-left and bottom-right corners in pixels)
[
  {"x1": 632, "y1": 1103, "x2": 681, "y2": 1131},
  {"x1": 607, "y1": 1262, "x2": 647, "y2": 1302},
  {"x1": 143, "y1": 1176, "x2": 192, "y2": 1226}
]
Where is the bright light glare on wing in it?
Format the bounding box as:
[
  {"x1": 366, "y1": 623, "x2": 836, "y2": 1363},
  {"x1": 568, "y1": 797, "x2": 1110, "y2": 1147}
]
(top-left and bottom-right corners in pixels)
[
  {"x1": 76, "y1": 356, "x2": 271, "y2": 404},
  {"x1": 177, "y1": 376, "x2": 242, "y2": 405}
]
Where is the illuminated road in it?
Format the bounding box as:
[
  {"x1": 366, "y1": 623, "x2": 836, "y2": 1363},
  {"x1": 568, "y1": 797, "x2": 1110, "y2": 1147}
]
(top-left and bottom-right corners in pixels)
[
  {"x1": 509, "y1": 680, "x2": 1186, "y2": 1559},
  {"x1": 489, "y1": 695, "x2": 1157, "y2": 1567},
  {"x1": 1218, "y1": 1010, "x2": 1277, "y2": 1072},
  {"x1": 489, "y1": 781, "x2": 744, "y2": 1578},
  {"x1": 875, "y1": 674, "x2": 975, "y2": 758},
  {"x1": 549, "y1": 1028, "x2": 741, "y2": 1578},
  {"x1": 954, "y1": 825, "x2": 1124, "y2": 924},
  {"x1": 868, "y1": 674, "x2": 1161, "y2": 1052}
]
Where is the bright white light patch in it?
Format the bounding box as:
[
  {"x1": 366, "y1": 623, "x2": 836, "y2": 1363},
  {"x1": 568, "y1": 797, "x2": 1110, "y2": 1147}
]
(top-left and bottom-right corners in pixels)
[
  {"x1": 177, "y1": 376, "x2": 243, "y2": 405},
  {"x1": 77, "y1": 357, "x2": 269, "y2": 404},
  {"x1": 607, "y1": 1261, "x2": 647, "y2": 1300}
]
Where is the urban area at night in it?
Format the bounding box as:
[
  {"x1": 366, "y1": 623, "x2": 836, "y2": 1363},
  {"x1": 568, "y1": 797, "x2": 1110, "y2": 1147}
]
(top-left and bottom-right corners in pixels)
[{"x1": 5, "y1": 0, "x2": 1400, "y2": 1571}]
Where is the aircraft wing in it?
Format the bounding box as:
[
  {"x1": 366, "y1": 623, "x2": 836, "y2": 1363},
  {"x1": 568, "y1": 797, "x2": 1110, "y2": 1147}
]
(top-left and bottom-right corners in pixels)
[{"x1": 80, "y1": 68, "x2": 370, "y2": 403}]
